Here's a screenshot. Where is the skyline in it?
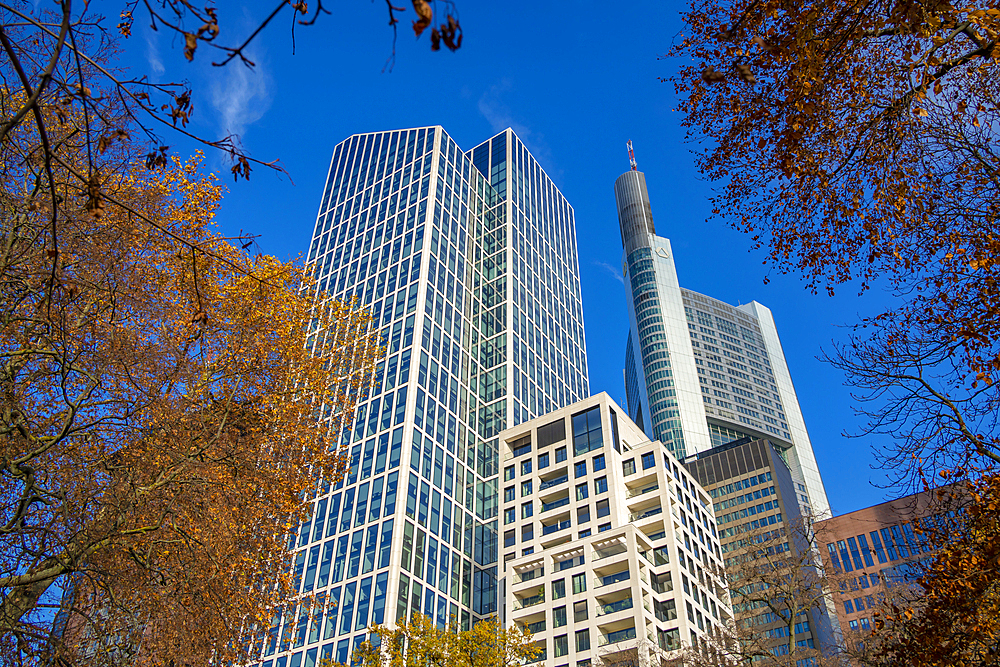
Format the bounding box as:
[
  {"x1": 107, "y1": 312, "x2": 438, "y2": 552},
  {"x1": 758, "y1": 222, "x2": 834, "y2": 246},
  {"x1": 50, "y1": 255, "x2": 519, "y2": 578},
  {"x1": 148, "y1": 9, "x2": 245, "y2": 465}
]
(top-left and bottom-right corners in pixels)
[{"x1": 119, "y1": 0, "x2": 898, "y2": 516}]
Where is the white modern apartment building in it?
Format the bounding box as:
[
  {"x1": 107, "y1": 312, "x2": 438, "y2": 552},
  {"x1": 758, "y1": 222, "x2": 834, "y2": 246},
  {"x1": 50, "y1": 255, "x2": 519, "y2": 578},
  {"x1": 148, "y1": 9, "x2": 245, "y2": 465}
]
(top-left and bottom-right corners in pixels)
[
  {"x1": 500, "y1": 393, "x2": 731, "y2": 667},
  {"x1": 615, "y1": 166, "x2": 830, "y2": 516}
]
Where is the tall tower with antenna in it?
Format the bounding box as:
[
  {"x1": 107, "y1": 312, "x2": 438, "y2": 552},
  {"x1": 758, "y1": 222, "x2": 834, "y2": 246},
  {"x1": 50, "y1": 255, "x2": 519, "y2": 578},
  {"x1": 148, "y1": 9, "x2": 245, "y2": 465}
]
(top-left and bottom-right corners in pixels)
[{"x1": 614, "y1": 141, "x2": 831, "y2": 517}]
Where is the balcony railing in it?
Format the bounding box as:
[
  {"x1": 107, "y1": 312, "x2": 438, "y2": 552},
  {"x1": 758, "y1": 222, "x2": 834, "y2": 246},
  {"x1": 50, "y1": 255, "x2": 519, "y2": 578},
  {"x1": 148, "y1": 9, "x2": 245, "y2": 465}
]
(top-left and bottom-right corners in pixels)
[
  {"x1": 540, "y1": 475, "x2": 569, "y2": 491},
  {"x1": 627, "y1": 484, "x2": 659, "y2": 499},
  {"x1": 630, "y1": 506, "x2": 663, "y2": 522},
  {"x1": 599, "y1": 627, "x2": 637, "y2": 647},
  {"x1": 595, "y1": 570, "x2": 630, "y2": 588},
  {"x1": 594, "y1": 546, "x2": 627, "y2": 561},
  {"x1": 556, "y1": 555, "x2": 585, "y2": 572},
  {"x1": 542, "y1": 520, "x2": 572, "y2": 536},
  {"x1": 524, "y1": 648, "x2": 547, "y2": 666},
  {"x1": 596, "y1": 597, "x2": 634, "y2": 616},
  {"x1": 517, "y1": 567, "x2": 544, "y2": 584},
  {"x1": 514, "y1": 594, "x2": 545, "y2": 610},
  {"x1": 542, "y1": 496, "x2": 571, "y2": 513},
  {"x1": 526, "y1": 621, "x2": 545, "y2": 634}
]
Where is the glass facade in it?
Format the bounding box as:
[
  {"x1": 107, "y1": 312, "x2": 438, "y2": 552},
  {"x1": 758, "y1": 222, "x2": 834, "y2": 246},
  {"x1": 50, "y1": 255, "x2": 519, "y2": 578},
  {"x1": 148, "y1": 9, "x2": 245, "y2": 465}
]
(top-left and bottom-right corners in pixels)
[
  {"x1": 615, "y1": 168, "x2": 830, "y2": 516},
  {"x1": 682, "y1": 291, "x2": 790, "y2": 443},
  {"x1": 255, "y1": 127, "x2": 588, "y2": 667}
]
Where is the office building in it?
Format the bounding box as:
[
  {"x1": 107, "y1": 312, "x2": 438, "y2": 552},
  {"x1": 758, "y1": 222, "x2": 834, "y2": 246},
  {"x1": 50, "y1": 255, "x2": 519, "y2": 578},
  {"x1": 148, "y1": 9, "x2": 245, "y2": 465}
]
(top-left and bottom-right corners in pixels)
[
  {"x1": 685, "y1": 438, "x2": 840, "y2": 656},
  {"x1": 255, "y1": 126, "x2": 590, "y2": 667},
  {"x1": 500, "y1": 393, "x2": 732, "y2": 666},
  {"x1": 615, "y1": 165, "x2": 830, "y2": 516},
  {"x1": 815, "y1": 489, "x2": 944, "y2": 637}
]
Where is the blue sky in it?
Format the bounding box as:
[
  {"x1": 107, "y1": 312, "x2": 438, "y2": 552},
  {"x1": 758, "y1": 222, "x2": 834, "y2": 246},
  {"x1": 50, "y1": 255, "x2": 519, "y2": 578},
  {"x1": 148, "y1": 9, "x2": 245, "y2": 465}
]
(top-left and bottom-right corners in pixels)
[{"x1": 128, "y1": 0, "x2": 899, "y2": 514}]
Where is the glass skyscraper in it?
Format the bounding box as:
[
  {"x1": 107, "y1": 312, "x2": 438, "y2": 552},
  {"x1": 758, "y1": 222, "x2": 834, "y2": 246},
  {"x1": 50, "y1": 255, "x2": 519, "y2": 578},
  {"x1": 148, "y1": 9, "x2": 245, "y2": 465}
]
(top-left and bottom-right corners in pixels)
[
  {"x1": 616, "y1": 168, "x2": 830, "y2": 517},
  {"x1": 256, "y1": 126, "x2": 589, "y2": 667}
]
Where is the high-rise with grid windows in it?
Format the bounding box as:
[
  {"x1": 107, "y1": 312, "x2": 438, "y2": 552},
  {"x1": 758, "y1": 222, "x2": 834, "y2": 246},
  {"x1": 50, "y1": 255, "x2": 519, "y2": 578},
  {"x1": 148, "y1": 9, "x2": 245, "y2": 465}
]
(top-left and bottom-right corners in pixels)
[
  {"x1": 255, "y1": 126, "x2": 589, "y2": 667},
  {"x1": 615, "y1": 167, "x2": 829, "y2": 516}
]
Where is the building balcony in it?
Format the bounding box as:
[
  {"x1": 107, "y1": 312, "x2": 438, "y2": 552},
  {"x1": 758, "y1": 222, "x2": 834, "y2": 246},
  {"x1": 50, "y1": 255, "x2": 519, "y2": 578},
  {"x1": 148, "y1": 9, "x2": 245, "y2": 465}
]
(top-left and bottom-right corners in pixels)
[
  {"x1": 539, "y1": 474, "x2": 569, "y2": 492},
  {"x1": 651, "y1": 574, "x2": 673, "y2": 595},
  {"x1": 525, "y1": 647, "x2": 546, "y2": 666},
  {"x1": 542, "y1": 519, "x2": 572, "y2": 536},
  {"x1": 513, "y1": 594, "x2": 545, "y2": 611},
  {"x1": 541, "y1": 495, "x2": 571, "y2": 514},
  {"x1": 525, "y1": 620, "x2": 545, "y2": 635},
  {"x1": 555, "y1": 554, "x2": 585, "y2": 572},
  {"x1": 595, "y1": 569, "x2": 630, "y2": 589},
  {"x1": 630, "y1": 505, "x2": 663, "y2": 522},
  {"x1": 599, "y1": 626, "x2": 637, "y2": 647},
  {"x1": 626, "y1": 483, "x2": 659, "y2": 500},
  {"x1": 596, "y1": 597, "x2": 634, "y2": 616},
  {"x1": 514, "y1": 566, "x2": 544, "y2": 585},
  {"x1": 593, "y1": 542, "x2": 628, "y2": 562}
]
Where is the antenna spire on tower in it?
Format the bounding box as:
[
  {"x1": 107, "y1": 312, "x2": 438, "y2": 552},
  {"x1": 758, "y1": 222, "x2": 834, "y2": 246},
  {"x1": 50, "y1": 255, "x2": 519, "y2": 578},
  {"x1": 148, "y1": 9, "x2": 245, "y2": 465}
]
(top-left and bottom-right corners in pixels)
[{"x1": 627, "y1": 140, "x2": 637, "y2": 171}]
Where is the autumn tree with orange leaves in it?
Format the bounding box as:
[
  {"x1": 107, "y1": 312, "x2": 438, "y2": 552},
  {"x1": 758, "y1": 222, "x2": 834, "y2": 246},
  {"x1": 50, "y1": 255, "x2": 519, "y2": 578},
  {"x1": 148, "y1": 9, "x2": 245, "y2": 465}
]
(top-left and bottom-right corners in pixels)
[
  {"x1": 0, "y1": 119, "x2": 381, "y2": 667},
  {"x1": 828, "y1": 475, "x2": 1000, "y2": 667},
  {"x1": 0, "y1": 0, "x2": 467, "y2": 664},
  {"x1": 354, "y1": 614, "x2": 541, "y2": 667},
  {"x1": 670, "y1": 0, "x2": 999, "y2": 662},
  {"x1": 670, "y1": 0, "x2": 999, "y2": 481}
]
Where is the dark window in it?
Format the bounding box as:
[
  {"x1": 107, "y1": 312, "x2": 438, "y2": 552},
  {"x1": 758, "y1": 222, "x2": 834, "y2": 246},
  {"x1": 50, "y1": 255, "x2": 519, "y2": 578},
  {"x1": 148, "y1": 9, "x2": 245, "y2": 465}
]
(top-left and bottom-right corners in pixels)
[
  {"x1": 593, "y1": 454, "x2": 606, "y2": 471},
  {"x1": 511, "y1": 436, "x2": 531, "y2": 458},
  {"x1": 609, "y1": 409, "x2": 621, "y2": 453},
  {"x1": 594, "y1": 477, "x2": 608, "y2": 494},
  {"x1": 538, "y1": 452, "x2": 550, "y2": 470},
  {"x1": 572, "y1": 407, "x2": 604, "y2": 456},
  {"x1": 641, "y1": 452, "x2": 655, "y2": 470},
  {"x1": 554, "y1": 635, "x2": 569, "y2": 658},
  {"x1": 596, "y1": 500, "x2": 610, "y2": 518},
  {"x1": 538, "y1": 419, "x2": 567, "y2": 447}
]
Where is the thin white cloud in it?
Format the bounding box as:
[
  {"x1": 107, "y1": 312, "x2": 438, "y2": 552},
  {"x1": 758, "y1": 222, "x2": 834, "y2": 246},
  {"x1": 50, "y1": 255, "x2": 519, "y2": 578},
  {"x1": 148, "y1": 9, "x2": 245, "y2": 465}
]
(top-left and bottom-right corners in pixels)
[
  {"x1": 595, "y1": 260, "x2": 625, "y2": 285},
  {"x1": 478, "y1": 79, "x2": 561, "y2": 182},
  {"x1": 145, "y1": 28, "x2": 165, "y2": 75},
  {"x1": 210, "y1": 56, "x2": 272, "y2": 140}
]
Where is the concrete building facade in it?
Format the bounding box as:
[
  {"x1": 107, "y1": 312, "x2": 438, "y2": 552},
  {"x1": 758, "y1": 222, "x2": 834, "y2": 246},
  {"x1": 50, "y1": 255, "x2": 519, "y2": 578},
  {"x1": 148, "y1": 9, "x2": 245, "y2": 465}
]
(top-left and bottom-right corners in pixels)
[
  {"x1": 815, "y1": 490, "x2": 944, "y2": 636},
  {"x1": 500, "y1": 393, "x2": 732, "y2": 667},
  {"x1": 685, "y1": 438, "x2": 841, "y2": 656}
]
